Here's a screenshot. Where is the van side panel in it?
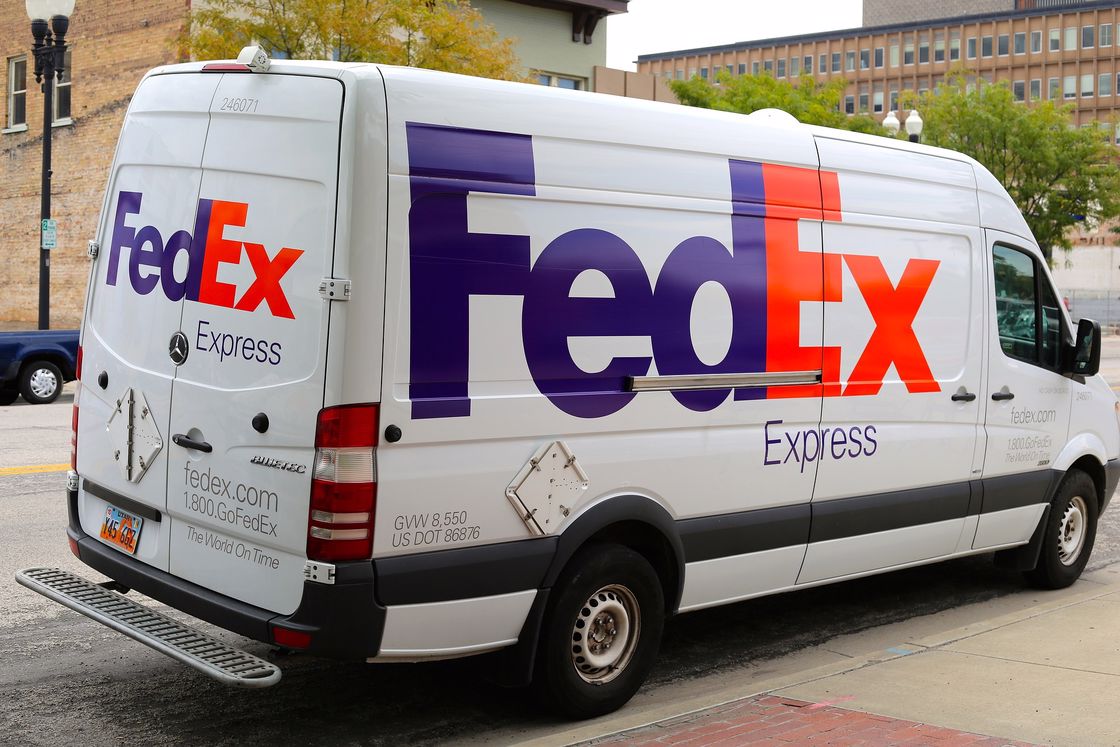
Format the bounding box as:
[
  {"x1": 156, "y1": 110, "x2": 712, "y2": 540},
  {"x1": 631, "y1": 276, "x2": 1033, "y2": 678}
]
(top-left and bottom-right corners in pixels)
[
  {"x1": 802, "y1": 138, "x2": 985, "y2": 582},
  {"x1": 376, "y1": 71, "x2": 829, "y2": 619}
]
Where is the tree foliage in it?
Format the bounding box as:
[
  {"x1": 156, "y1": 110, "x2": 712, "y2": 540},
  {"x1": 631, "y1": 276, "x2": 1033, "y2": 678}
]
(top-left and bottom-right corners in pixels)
[
  {"x1": 903, "y1": 73, "x2": 1120, "y2": 261},
  {"x1": 669, "y1": 72, "x2": 885, "y2": 135},
  {"x1": 185, "y1": 0, "x2": 525, "y2": 81}
]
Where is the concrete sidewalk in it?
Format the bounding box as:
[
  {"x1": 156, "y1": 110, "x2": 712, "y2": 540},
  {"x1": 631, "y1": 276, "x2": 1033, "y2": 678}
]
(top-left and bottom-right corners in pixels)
[{"x1": 517, "y1": 566, "x2": 1120, "y2": 747}]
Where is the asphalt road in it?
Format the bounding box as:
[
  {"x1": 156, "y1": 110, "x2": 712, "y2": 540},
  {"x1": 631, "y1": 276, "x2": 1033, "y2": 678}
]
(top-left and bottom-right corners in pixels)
[{"x1": 2, "y1": 367, "x2": 1119, "y2": 746}]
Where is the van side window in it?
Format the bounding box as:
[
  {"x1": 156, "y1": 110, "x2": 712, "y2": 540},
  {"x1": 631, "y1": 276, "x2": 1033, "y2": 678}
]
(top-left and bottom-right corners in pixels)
[{"x1": 993, "y1": 244, "x2": 1062, "y2": 369}]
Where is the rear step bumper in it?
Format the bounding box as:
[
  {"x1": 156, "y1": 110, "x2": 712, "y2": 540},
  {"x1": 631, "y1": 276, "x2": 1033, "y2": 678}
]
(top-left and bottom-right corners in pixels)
[
  {"x1": 16, "y1": 567, "x2": 281, "y2": 688},
  {"x1": 66, "y1": 485, "x2": 386, "y2": 660}
]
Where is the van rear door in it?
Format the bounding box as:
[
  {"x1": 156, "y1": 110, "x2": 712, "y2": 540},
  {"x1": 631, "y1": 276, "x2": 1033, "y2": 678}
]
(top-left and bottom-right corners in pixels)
[
  {"x1": 77, "y1": 73, "x2": 222, "y2": 573},
  {"x1": 166, "y1": 72, "x2": 344, "y2": 615}
]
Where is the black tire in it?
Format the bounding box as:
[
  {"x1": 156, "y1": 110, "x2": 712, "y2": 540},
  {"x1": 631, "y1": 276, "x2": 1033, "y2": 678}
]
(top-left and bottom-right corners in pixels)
[
  {"x1": 534, "y1": 543, "x2": 664, "y2": 720},
  {"x1": 18, "y1": 360, "x2": 63, "y2": 405},
  {"x1": 1025, "y1": 470, "x2": 1098, "y2": 589},
  {"x1": 0, "y1": 388, "x2": 19, "y2": 406}
]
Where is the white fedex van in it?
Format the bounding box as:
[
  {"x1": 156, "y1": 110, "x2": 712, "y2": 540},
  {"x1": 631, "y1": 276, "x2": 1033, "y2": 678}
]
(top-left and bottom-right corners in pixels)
[{"x1": 19, "y1": 48, "x2": 1119, "y2": 718}]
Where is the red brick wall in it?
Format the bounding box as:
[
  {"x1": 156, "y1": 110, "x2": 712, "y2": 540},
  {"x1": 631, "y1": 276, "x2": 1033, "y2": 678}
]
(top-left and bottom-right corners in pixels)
[{"x1": 0, "y1": 0, "x2": 189, "y2": 327}]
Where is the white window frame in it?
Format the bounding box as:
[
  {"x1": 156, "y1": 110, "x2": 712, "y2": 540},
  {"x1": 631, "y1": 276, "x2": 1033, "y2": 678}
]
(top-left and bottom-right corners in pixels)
[
  {"x1": 5, "y1": 55, "x2": 27, "y2": 133},
  {"x1": 52, "y1": 48, "x2": 72, "y2": 126}
]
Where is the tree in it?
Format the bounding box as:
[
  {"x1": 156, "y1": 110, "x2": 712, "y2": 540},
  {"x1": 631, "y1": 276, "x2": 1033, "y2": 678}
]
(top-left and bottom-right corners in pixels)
[
  {"x1": 185, "y1": 0, "x2": 525, "y2": 81},
  {"x1": 903, "y1": 72, "x2": 1120, "y2": 262},
  {"x1": 669, "y1": 72, "x2": 885, "y2": 135}
]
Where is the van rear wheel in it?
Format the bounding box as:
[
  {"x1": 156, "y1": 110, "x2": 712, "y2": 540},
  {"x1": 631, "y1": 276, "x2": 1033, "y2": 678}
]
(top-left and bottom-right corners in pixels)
[
  {"x1": 1025, "y1": 471, "x2": 1098, "y2": 589},
  {"x1": 535, "y1": 543, "x2": 663, "y2": 719}
]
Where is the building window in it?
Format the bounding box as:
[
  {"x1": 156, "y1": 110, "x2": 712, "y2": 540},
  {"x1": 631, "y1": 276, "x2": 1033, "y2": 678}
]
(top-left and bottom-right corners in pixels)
[
  {"x1": 1100, "y1": 73, "x2": 1113, "y2": 97},
  {"x1": 845, "y1": 50, "x2": 855, "y2": 71},
  {"x1": 844, "y1": 94, "x2": 854, "y2": 114},
  {"x1": 1014, "y1": 32, "x2": 1025, "y2": 55},
  {"x1": 1030, "y1": 78, "x2": 1041, "y2": 100},
  {"x1": 1050, "y1": 28, "x2": 1060, "y2": 51},
  {"x1": 1082, "y1": 73, "x2": 1094, "y2": 97},
  {"x1": 1031, "y1": 30, "x2": 1042, "y2": 53},
  {"x1": 967, "y1": 36, "x2": 977, "y2": 59},
  {"x1": 982, "y1": 35, "x2": 993, "y2": 57},
  {"x1": 1064, "y1": 75, "x2": 1076, "y2": 98},
  {"x1": 890, "y1": 88, "x2": 899, "y2": 111},
  {"x1": 1065, "y1": 27, "x2": 1077, "y2": 51},
  {"x1": 890, "y1": 44, "x2": 899, "y2": 66},
  {"x1": 831, "y1": 52, "x2": 841, "y2": 72},
  {"x1": 803, "y1": 56, "x2": 812, "y2": 74},
  {"x1": 776, "y1": 58, "x2": 785, "y2": 78},
  {"x1": 52, "y1": 49, "x2": 71, "y2": 123},
  {"x1": 1103, "y1": 24, "x2": 1113, "y2": 47},
  {"x1": 1013, "y1": 80, "x2": 1025, "y2": 101},
  {"x1": 6, "y1": 55, "x2": 26, "y2": 131},
  {"x1": 763, "y1": 60, "x2": 773, "y2": 74},
  {"x1": 1083, "y1": 25, "x2": 1095, "y2": 49},
  {"x1": 819, "y1": 54, "x2": 827, "y2": 74},
  {"x1": 935, "y1": 38, "x2": 945, "y2": 62},
  {"x1": 857, "y1": 48, "x2": 867, "y2": 69},
  {"x1": 874, "y1": 47, "x2": 884, "y2": 68},
  {"x1": 919, "y1": 36, "x2": 929, "y2": 63},
  {"x1": 790, "y1": 57, "x2": 799, "y2": 76},
  {"x1": 998, "y1": 34, "x2": 1009, "y2": 56},
  {"x1": 752, "y1": 61, "x2": 760, "y2": 75},
  {"x1": 676, "y1": 69, "x2": 684, "y2": 80},
  {"x1": 700, "y1": 67, "x2": 708, "y2": 79},
  {"x1": 738, "y1": 63, "x2": 746, "y2": 75},
  {"x1": 950, "y1": 33, "x2": 961, "y2": 61},
  {"x1": 859, "y1": 84, "x2": 869, "y2": 112},
  {"x1": 904, "y1": 41, "x2": 915, "y2": 65},
  {"x1": 1049, "y1": 76, "x2": 1060, "y2": 99},
  {"x1": 873, "y1": 88, "x2": 883, "y2": 113}
]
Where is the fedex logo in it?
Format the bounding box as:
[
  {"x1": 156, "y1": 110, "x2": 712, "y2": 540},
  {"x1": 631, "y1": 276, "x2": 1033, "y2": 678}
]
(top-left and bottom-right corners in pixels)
[
  {"x1": 406, "y1": 123, "x2": 940, "y2": 420},
  {"x1": 105, "y1": 191, "x2": 303, "y2": 319}
]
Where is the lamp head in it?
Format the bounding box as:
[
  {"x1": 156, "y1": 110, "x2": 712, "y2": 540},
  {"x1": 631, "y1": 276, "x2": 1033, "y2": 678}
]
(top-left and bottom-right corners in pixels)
[
  {"x1": 26, "y1": 0, "x2": 75, "y2": 21},
  {"x1": 905, "y1": 109, "x2": 924, "y2": 137},
  {"x1": 882, "y1": 110, "x2": 901, "y2": 135}
]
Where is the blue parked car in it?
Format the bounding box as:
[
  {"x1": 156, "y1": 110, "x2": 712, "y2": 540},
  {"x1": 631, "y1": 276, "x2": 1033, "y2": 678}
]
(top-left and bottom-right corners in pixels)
[{"x1": 0, "y1": 329, "x2": 79, "y2": 405}]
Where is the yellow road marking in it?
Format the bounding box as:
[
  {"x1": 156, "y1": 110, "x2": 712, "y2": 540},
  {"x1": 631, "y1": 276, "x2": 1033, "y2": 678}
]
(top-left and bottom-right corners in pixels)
[{"x1": 0, "y1": 463, "x2": 69, "y2": 476}]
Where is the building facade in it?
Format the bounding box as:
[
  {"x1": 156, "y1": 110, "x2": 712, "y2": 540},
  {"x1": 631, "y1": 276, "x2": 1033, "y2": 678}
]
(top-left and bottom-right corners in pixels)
[
  {"x1": 637, "y1": 1, "x2": 1120, "y2": 133},
  {"x1": 473, "y1": 0, "x2": 627, "y2": 91}
]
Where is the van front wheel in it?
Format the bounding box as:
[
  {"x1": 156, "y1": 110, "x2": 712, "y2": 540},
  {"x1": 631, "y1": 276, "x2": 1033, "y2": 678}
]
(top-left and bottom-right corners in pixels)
[
  {"x1": 535, "y1": 544, "x2": 664, "y2": 719},
  {"x1": 1025, "y1": 470, "x2": 1098, "y2": 589}
]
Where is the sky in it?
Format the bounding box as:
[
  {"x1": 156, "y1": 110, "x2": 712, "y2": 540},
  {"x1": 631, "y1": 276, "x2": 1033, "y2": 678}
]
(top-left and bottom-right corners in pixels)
[{"x1": 606, "y1": 0, "x2": 863, "y2": 70}]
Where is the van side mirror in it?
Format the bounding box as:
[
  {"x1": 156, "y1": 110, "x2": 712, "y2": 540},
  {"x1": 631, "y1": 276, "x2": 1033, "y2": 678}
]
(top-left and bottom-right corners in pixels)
[{"x1": 1067, "y1": 318, "x2": 1101, "y2": 377}]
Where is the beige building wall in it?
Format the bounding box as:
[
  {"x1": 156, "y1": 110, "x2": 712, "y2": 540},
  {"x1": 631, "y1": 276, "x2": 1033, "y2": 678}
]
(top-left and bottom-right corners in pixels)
[
  {"x1": 638, "y1": 3, "x2": 1120, "y2": 131},
  {"x1": 473, "y1": 0, "x2": 607, "y2": 89},
  {"x1": 0, "y1": 0, "x2": 188, "y2": 327},
  {"x1": 593, "y1": 66, "x2": 677, "y2": 101},
  {"x1": 863, "y1": 0, "x2": 1012, "y2": 27}
]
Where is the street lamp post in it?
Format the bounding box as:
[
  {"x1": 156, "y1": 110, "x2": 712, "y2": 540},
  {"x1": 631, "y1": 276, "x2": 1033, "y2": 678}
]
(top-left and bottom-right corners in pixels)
[{"x1": 26, "y1": 0, "x2": 74, "y2": 330}]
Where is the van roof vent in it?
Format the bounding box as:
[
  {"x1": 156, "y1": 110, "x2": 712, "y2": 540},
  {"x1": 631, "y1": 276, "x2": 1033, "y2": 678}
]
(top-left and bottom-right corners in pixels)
[{"x1": 746, "y1": 108, "x2": 800, "y2": 127}]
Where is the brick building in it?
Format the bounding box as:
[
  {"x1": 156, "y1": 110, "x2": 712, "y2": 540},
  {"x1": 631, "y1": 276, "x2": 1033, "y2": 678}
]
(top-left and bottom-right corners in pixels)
[
  {"x1": 1, "y1": 0, "x2": 188, "y2": 327},
  {"x1": 636, "y1": 0, "x2": 1120, "y2": 132}
]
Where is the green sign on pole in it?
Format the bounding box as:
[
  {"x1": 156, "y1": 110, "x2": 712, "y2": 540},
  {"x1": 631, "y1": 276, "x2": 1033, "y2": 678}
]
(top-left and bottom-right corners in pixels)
[{"x1": 41, "y1": 219, "x2": 57, "y2": 251}]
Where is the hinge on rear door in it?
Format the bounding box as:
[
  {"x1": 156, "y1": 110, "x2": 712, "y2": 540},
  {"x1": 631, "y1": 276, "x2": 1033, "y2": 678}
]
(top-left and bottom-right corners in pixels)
[
  {"x1": 318, "y1": 278, "x2": 351, "y2": 301},
  {"x1": 87, "y1": 240, "x2": 99, "y2": 260}
]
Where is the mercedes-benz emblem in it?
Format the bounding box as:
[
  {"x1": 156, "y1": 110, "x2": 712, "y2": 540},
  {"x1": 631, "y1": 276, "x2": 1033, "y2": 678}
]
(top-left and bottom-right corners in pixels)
[{"x1": 169, "y1": 332, "x2": 189, "y2": 365}]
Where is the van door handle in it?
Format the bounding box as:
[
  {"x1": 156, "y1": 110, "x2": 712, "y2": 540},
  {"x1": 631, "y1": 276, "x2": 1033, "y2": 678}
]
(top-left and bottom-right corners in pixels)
[
  {"x1": 991, "y1": 391, "x2": 1015, "y2": 402},
  {"x1": 951, "y1": 391, "x2": 977, "y2": 402},
  {"x1": 172, "y1": 434, "x2": 213, "y2": 453}
]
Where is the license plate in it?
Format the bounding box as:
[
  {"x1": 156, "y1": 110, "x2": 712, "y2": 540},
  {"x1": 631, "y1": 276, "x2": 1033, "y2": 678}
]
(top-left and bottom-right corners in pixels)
[{"x1": 99, "y1": 505, "x2": 144, "y2": 555}]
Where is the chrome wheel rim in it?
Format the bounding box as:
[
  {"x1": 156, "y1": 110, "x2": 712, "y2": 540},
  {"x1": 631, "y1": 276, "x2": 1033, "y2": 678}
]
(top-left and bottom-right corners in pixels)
[
  {"x1": 1058, "y1": 495, "x2": 1088, "y2": 566},
  {"x1": 570, "y1": 584, "x2": 640, "y2": 685},
  {"x1": 29, "y1": 368, "x2": 58, "y2": 399}
]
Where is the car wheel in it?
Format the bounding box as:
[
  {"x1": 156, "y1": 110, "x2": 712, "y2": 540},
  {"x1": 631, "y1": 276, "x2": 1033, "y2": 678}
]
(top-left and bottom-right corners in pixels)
[
  {"x1": 19, "y1": 360, "x2": 63, "y2": 405},
  {"x1": 535, "y1": 543, "x2": 664, "y2": 719},
  {"x1": 1025, "y1": 470, "x2": 1098, "y2": 590},
  {"x1": 0, "y1": 388, "x2": 19, "y2": 406}
]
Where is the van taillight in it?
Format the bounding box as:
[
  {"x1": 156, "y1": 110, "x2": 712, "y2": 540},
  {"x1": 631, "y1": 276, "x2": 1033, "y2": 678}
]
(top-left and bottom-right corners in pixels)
[
  {"x1": 307, "y1": 404, "x2": 378, "y2": 562},
  {"x1": 70, "y1": 345, "x2": 82, "y2": 472}
]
